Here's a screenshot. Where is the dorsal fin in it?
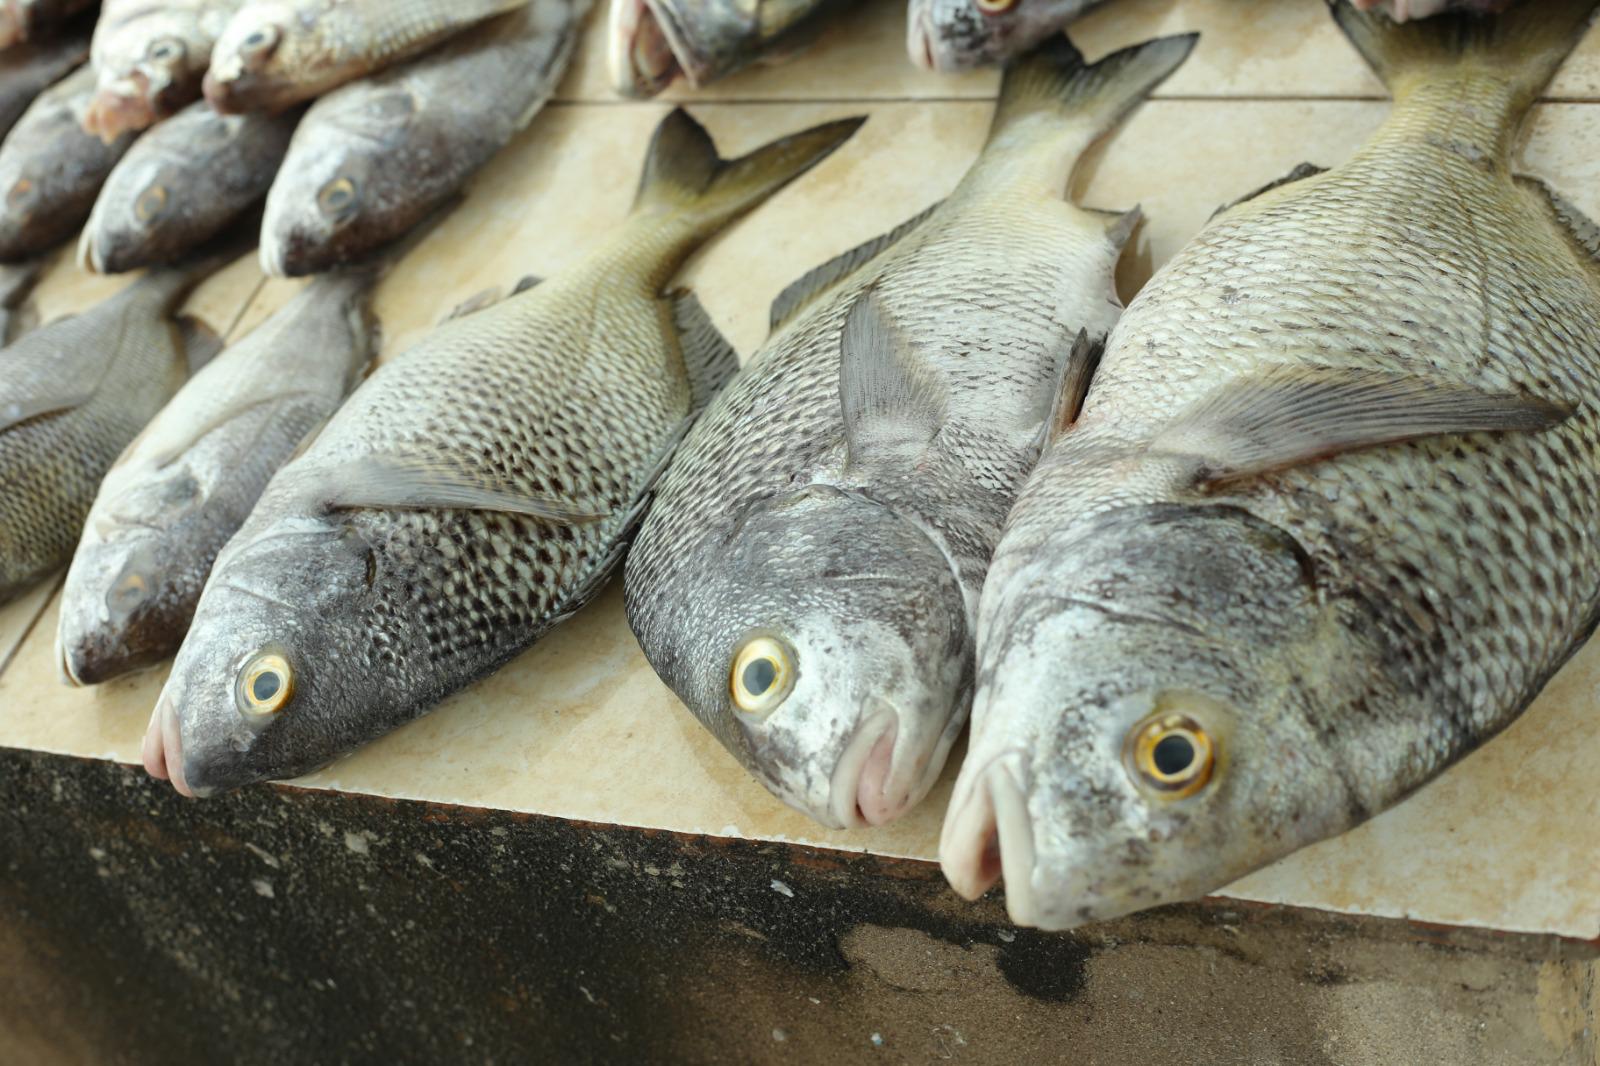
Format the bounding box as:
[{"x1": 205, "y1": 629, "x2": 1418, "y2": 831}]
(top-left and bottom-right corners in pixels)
[
  {"x1": 1211, "y1": 163, "x2": 1326, "y2": 220},
  {"x1": 1047, "y1": 330, "x2": 1106, "y2": 443},
  {"x1": 1517, "y1": 175, "x2": 1600, "y2": 266},
  {"x1": 769, "y1": 201, "x2": 940, "y2": 334},
  {"x1": 668, "y1": 290, "x2": 739, "y2": 417},
  {"x1": 839, "y1": 286, "x2": 947, "y2": 468}
]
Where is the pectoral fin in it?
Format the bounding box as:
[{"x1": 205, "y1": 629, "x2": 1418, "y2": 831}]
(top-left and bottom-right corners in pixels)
[
  {"x1": 0, "y1": 390, "x2": 93, "y2": 434},
  {"x1": 1153, "y1": 364, "x2": 1573, "y2": 489},
  {"x1": 839, "y1": 286, "x2": 947, "y2": 467},
  {"x1": 318, "y1": 454, "x2": 608, "y2": 523},
  {"x1": 770, "y1": 202, "x2": 940, "y2": 333}
]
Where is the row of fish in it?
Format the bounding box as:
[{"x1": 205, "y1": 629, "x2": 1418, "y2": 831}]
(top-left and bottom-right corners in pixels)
[{"x1": 11, "y1": 0, "x2": 1595, "y2": 935}]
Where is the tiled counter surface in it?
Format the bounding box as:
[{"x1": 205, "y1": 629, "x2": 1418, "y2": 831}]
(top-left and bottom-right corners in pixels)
[{"x1": 3, "y1": 0, "x2": 1599, "y2": 941}]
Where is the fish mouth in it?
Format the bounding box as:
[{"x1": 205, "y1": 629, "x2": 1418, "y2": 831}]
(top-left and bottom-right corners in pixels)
[
  {"x1": 940, "y1": 751, "x2": 1042, "y2": 926},
  {"x1": 143, "y1": 692, "x2": 201, "y2": 798},
  {"x1": 907, "y1": 10, "x2": 941, "y2": 72},
  {"x1": 85, "y1": 79, "x2": 156, "y2": 142},
  {"x1": 824, "y1": 695, "x2": 958, "y2": 829},
  {"x1": 607, "y1": 0, "x2": 683, "y2": 98},
  {"x1": 827, "y1": 704, "x2": 897, "y2": 829},
  {"x1": 57, "y1": 637, "x2": 86, "y2": 688}
]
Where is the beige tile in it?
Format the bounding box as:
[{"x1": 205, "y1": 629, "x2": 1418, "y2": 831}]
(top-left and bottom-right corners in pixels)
[{"x1": 0, "y1": 580, "x2": 57, "y2": 677}]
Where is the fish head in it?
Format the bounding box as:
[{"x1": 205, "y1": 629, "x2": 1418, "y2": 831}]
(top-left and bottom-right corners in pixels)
[
  {"x1": 88, "y1": 14, "x2": 210, "y2": 136},
  {"x1": 259, "y1": 93, "x2": 412, "y2": 277},
  {"x1": 145, "y1": 501, "x2": 389, "y2": 797},
  {"x1": 907, "y1": 0, "x2": 1094, "y2": 72},
  {"x1": 58, "y1": 471, "x2": 215, "y2": 686},
  {"x1": 646, "y1": 485, "x2": 971, "y2": 829},
  {"x1": 608, "y1": 0, "x2": 833, "y2": 96},
  {"x1": 80, "y1": 152, "x2": 194, "y2": 274},
  {"x1": 203, "y1": 3, "x2": 293, "y2": 113},
  {"x1": 942, "y1": 502, "x2": 1357, "y2": 929}
]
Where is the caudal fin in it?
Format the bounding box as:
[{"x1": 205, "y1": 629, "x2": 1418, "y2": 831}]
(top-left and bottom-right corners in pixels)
[
  {"x1": 632, "y1": 107, "x2": 865, "y2": 241},
  {"x1": 987, "y1": 32, "x2": 1198, "y2": 148},
  {"x1": 1329, "y1": 0, "x2": 1600, "y2": 119}
]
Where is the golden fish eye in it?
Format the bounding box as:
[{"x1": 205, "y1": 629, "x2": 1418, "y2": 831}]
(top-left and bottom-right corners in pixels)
[
  {"x1": 135, "y1": 184, "x2": 168, "y2": 223},
  {"x1": 106, "y1": 571, "x2": 148, "y2": 615},
  {"x1": 318, "y1": 176, "x2": 358, "y2": 219},
  {"x1": 975, "y1": 0, "x2": 1018, "y2": 13},
  {"x1": 730, "y1": 636, "x2": 794, "y2": 717},
  {"x1": 6, "y1": 178, "x2": 31, "y2": 209},
  {"x1": 1127, "y1": 713, "x2": 1214, "y2": 797},
  {"x1": 239, "y1": 652, "x2": 294, "y2": 717}
]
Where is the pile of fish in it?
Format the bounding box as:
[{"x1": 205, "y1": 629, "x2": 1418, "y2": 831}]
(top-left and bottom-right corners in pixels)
[{"x1": 0, "y1": 0, "x2": 1591, "y2": 937}]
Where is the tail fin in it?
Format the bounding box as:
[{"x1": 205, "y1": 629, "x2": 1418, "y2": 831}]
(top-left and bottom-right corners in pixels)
[
  {"x1": 1328, "y1": 0, "x2": 1599, "y2": 116},
  {"x1": 987, "y1": 33, "x2": 1198, "y2": 148},
  {"x1": 631, "y1": 107, "x2": 865, "y2": 239}
]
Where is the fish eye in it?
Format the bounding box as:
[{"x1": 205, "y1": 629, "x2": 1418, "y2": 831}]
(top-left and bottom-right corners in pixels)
[
  {"x1": 135, "y1": 184, "x2": 168, "y2": 223},
  {"x1": 241, "y1": 25, "x2": 280, "y2": 54},
  {"x1": 975, "y1": 0, "x2": 1018, "y2": 13},
  {"x1": 729, "y1": 636, "x2": 795, "y2": 717},
  {"x1": 6, "y1": 178, "x2": 31, "y2": 209},
  {"x1": 147, "y1": 37, "x2": 185, "y2": 63},
  {"x1": 237, "y1": 651, "x2": 294, "y2": 717},
  {"x1": 1126, "y1": 713, "x2": 1215, "y2": 798},
  {"x1": 318, "y1": 176, "x2": 359, "y2": 220},
  {"x1": 106, "y1": 571, "x2": 148, "y2": 615}
]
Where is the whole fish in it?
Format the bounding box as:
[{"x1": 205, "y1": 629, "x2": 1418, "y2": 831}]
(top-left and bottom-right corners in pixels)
[
  {"x1": 609, "y1": 0, "x2": 844, "y2": 98},
  {"x1": 1350, "y1": 0, "x2": 1514, "y2": 20},
  {"x1": 941, "y1": 0, "x2": 1600, "y2": 930},
  {"x1": 0, "y1": 64, "x2": 132, "y2": 262},
  {"x1": 84, "y1": 0, "x2": 242, "y2": 142},
  {"x1": 907, "y1": 0, "x2": 1098, "y2": 73},
  {"x1": 0, "y1": 18, "x2": 87, "y2": 135},
  {"x1": 0, "y1": 253, "x2": 231, "y2": 605},
  {"x1": 58, "y1": 268, "x2": 380, "y2": 686},
  {"x1": 204, "y1": 0, "x2": 530, "y2": 115},
  {"x1": 143, "y1": 108, "x2": 862, "y2": 797},
  {"x1": 260, "y1": 0, "x2": 585, "y2": 278},
  {"x1": 81, "y1": 99, "x2": 296, "y2": 273},
  {"x1": 0, "y1": 0, "x2": 97, "y2": 50},
  {"x1": 623, "y1": 35, "x2": 1195, "y2": 830}
]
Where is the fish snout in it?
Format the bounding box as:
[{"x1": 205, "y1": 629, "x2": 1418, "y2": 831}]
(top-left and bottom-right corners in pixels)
[
  {"x1": 826, "y1": 703, "x2": 899, "y2": 829},
  {"x1": 143, "y1": 694, "x2": 197, "y2": 798},
  {"x1": 86, "y1": 79, "x2": 154, "y2": 141},
  {"x1": 907, "y1": 9, "x2": 939, "y2": 71},
  {"x1": 939, "y1": 752, "x2": 1041, "y2": 924}
]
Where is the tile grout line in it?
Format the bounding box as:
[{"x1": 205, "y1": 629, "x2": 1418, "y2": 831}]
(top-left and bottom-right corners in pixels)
[{"x1": 0, "y1": 574, "x2": 64, "y2": 681}]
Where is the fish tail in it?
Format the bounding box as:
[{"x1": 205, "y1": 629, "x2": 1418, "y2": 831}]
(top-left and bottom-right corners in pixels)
[
  {"x1": 630, "y1": 107, "x2": 865, "y2": 244},
  {"x1": 1328, "y1": 0, "x2": 1599, "y2": 120},
  {"x1": 985, "y1": 32, "x2": 1198, "y2": 151}
]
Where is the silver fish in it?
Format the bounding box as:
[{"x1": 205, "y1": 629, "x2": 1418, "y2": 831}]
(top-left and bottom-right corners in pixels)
[
  {"x1": 260, "y1": 0, "x2": 586, "y2": 278},
  {"x1": 57, "y1": 269, "x2": 380, "y2": 686},
  {"x1": 623, "y1": 35, "x2": 1195, "y2": 830},
  {"x1": 941, "y1": 0, "x2": 1600, "y2": 930},
  {"x1": 608, "y1": 0, "x2": 844, "y2": 98},
  {"x1": 80, "y1": 99, "x2": 296, "y2": 274},
  {"x1": 0, "y1": 0, "x2": 97, "y2": 50},
  {"x1": 0, "y1": 253, "x2": 231, "y2": 605},
  {"x1": 143, "y1": 108, "x2": 862, "y2": 797},
  {"x1": 0, "y1": 64, "x2": 133, "y2": 262},
  {"x1": 84, "y1": 0, "x2": 242, "y2": 141},
  {"x1": 204, "y1": 0, "x2": 529, "y2": 115},
  {"x1": 907, "y1": 0, "x2": 1099, "y2": 73}
]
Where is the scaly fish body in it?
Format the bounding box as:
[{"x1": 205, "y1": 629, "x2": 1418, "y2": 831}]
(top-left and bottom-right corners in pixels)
[
  {"x1": 0, "y1": 0, "x2": 97, "y2": 49},
  {"x1": 1351, "y1": 0, "x2": 1513, "y2": 20},
  {"x1": 205, "y1": 0, "x2": 530, "y2": 114},
  {"x1": 941, "y1": 1, "x2": 1600, "y2": 930},
  {"x1": 85, "y1": 0, "x2": 241, "y2": 140},
  {"x1": 907, "y1": 0, "x2": 1099, "y2": 73},
  {"x1": 0, "y1": 18, "x2": 87, "y2": 134},
  {"x1": 81, "y1": 99, "x2": 295, "y2": 273},
  {"x1": 0, "y1": 262, "x2": 221, "y2": 604},
  {"x1": 58, "y1": 270, "x2": 378, "y2": 685},
  {"x1": 260, "y1": 0, "x2": 586, "y2": 278},
  {"x1": 145, "y1": 109, "x2": 862, "y2": 797},
  {"x1": 624, "y1": 35, "x2": 1196, "y2": 829},
  {"x1": 608, "y1": 0, "x2": 843, "y2": 98},
  {"x1": 0, "y1": 64, "x2": 132, "y2": 261}
]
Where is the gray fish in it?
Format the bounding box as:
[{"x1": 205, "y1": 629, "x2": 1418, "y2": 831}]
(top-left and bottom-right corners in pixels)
[
  {"x1": 1349, "y1": 0, "x2": 1514, "y2": 19},
  {"x1": 204, "y1": 0, "x2": 529, "y2": 115},
  {"x1": 58, "y1": 268, "x2": 380, "y2": 686},
  {"x1": 0, "y1": 252, "x2": 232, "y2": 605},
  {"x1": 0, "y1": 0, "x2": 97, "y2": 50},
  {"x1": 0, "y1": 256, "x2": 42, "y2": 341},
  {"x1": 143, "y1": 108, "x2": 862, "y2": 797},
  {"x1": 608, "y1": 0, "x2": 843, "y2": 98},
  {"x1": 81, "y1": 99, "x2": 296, "y2": 274},
  {"x1": 0, "y1": 15, "x2": 87, "y2": 134},
  {"x1": 907, "y1": 0, "x2": 1099, "y2": 73},
  {"x1": 84, "y1": 0, "x2": 242, "y2": 142},
  {"x1": 260, "y1": 0, "x2": 585, "y2": 278},
  {"x1": 623, "y1": 35, "x2": 1195, "y2": 829},
  {"x1": 941, "y1": 0, "x2": 1600, "y2": 930},
  {"x1": 0, "y1": 64, "x2": 132, "y2": 262}
]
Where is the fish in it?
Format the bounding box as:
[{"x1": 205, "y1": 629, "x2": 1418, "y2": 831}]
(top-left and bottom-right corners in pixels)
[
  {"x1": 0, "y1": 257, "x2": 42, "y2": 341},
  {"x1": 608, "y1": 0, "x2": 844, "y2": 98},
  {"x1": 907, "y1": 0, "x2": 1099, "y2": 73},
  {"x1": 259, "y1": 0, "x2": 586, "y2": 278},
  {"x1": 58, "y1": 268, "x2": 381, "y2": 686},
  {"x1": 84, "y1": 0, "x2": 242, "y2": 142},
  {"x1": 0, "y1": 64, "x2": 133, "y2": 262},
  {"x1": 939, "y1": 0, "x2": 1600, "y2": 931},
  {"x1": 0, "y1": 0, "x2": 98, "y2": 50},
  {"x1": 623, "y1": 34, "x2": 1195, "y2": 830},
  {"x1": 80, "y1": 99, "x2": 296, "y2": 273},
  {"x1": 0, "y1": 250, "x2": 235, "y2": 606},
  {"x1": 0, "y1": 16, "x2": 88, "y2": 135},
  {"x1": 204, "y1": 0, "x2": 530, "y2": 115},
  {"x1": 142, "y1": 107, "x2": 862, "y2": 798},
  {"x1": 1349, "y1": 0, "x2": 1514, "y2": 20}
]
